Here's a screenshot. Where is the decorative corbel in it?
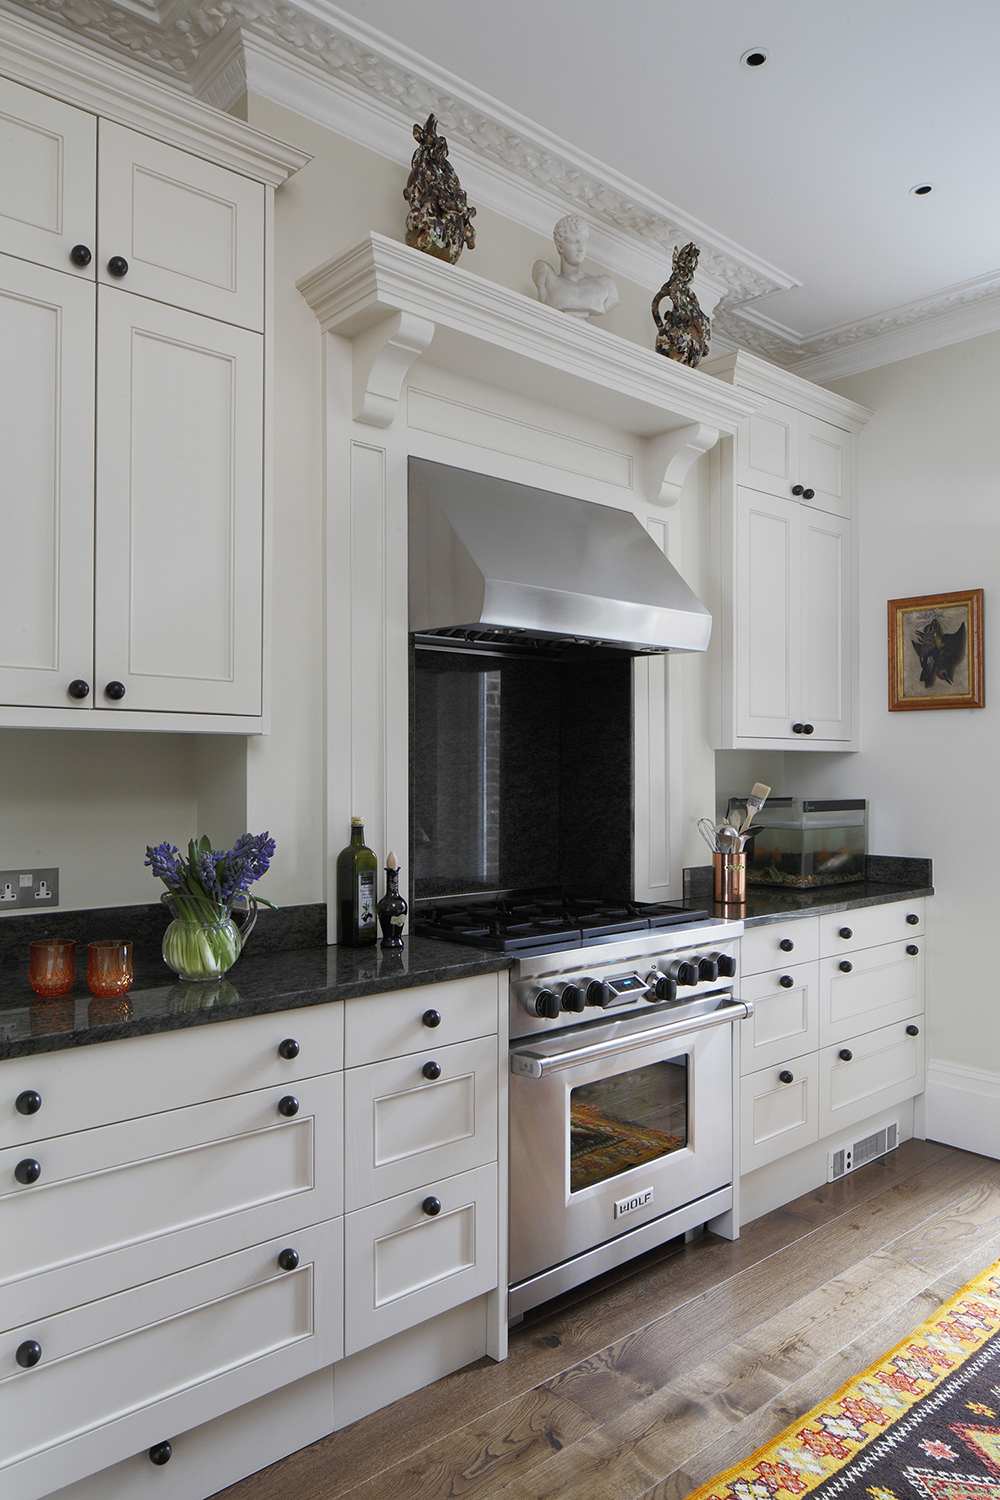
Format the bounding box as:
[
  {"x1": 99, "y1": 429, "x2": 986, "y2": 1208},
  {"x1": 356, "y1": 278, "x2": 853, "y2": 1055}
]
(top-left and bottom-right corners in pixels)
[
  {"x1": 645, "y1": 422, "x2": 719, "y2": 505},
  {"x1": 351, "y1": 310, "x2": 436, "y2": 428}
]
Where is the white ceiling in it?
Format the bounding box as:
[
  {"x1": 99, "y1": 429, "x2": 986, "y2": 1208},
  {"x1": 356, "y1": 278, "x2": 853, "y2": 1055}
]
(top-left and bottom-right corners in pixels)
[{"x1": 8, "y1": 0, "x2": 1000, "y2": 378}]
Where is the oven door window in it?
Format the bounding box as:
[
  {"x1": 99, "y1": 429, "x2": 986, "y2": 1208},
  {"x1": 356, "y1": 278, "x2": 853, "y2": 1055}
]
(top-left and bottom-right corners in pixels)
[{"x1": 569, "y1": 1056, "x2": 688, "y2": 1193}]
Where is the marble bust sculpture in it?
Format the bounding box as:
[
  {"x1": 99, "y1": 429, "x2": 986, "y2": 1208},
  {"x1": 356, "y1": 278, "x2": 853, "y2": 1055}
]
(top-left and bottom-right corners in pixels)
[{"x1": 532, "y1": 215, "x2": 620, "y2": 319}]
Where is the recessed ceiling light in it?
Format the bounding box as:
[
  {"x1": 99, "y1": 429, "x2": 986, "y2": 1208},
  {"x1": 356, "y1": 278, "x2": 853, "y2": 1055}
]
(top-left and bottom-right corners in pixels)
[
  {"x1": 910, "y1": 183, "x2": 933, "y2": 196},
  {"x1": 741, "y1": 47, "x2": 770, "y2": 68}
]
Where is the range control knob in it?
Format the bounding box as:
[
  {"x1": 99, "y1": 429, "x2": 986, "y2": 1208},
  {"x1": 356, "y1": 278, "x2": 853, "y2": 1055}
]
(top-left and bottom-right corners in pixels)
[
  {"x1": 560, "y1": 984, "x2": 586, "y2": 1013},
  {"x1": 645, "y1": 973, "x2": 678, "y2": 1003},
  {"x1": 586, "y1": 980, "x2": 609, "y2": 1007},
  {"x1": 698, "y1": 956, "x2": 719, "y2": 982},
  {"x1": 666, "y1": 959, "x2": 699, "y2": 987},
  {"x1": 534, "y1": 989, "x2": 560, "y2": 1020},
  {"x1": 709, "y1": 951, "x2": 737, "y2": 978}
]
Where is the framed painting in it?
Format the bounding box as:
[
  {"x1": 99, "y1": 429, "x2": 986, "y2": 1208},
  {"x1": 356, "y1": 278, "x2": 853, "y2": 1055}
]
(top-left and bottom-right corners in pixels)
[{"x1": 888, "y1": 589, "x2": 984, "y2": 711}]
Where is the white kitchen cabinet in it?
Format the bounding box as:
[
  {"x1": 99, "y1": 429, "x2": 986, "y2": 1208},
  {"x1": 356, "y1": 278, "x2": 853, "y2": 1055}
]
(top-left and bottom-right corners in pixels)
[
  {"x1": 707, "y1": 350, "x2": 871, "y2": 751},
  {"x1": 0, "y1": 68, "x2": 300, "y2": 731},
  {"x1": 819, "y1": 1017, "x2": 925, "y2": 1140},
  {"x1": 739, "y1": 1051, "x2": 820, "y2": 1172}
]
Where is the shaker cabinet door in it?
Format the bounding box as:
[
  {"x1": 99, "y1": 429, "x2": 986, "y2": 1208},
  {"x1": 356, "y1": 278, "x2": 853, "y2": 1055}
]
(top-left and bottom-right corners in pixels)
[
  {"x1": 97, "y1": 120, "x2": 265, "y2": 331},
  {"x1": 94, "y1": 289, "x2": 264, "y2": 715},
  {"x1": 0, "y1": 255, "x2": 95, "y2": 710},
  {"x1": 799, "y1": 507, "x2": 852, "y2": 742},
  {"x1": 0, "y1": 77, "x2": 96, "y2": 276},
  {"x1": 734, "y1": 490, "x2": 800, "y2": 740}
]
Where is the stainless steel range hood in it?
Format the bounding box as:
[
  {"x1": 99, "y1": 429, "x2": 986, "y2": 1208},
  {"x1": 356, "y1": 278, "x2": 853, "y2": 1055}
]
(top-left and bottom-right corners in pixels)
[{"x1": 408, "y1": 458, "x2": 712, "y2": 654}]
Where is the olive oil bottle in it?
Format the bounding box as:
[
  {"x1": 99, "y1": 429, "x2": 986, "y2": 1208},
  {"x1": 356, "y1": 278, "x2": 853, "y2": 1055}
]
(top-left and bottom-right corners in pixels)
[{"x1": 336, "y1": 817, "x2": 378, "y2": 945}]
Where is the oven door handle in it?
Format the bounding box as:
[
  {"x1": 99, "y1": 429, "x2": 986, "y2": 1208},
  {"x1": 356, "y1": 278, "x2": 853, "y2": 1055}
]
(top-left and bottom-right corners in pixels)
[{"x1": 510, "y1": 1000, "x2": 752, "y2": 1078}]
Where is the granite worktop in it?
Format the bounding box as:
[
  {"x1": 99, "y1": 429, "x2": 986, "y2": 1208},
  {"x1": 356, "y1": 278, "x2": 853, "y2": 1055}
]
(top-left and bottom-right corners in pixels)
[{"x1": 683, "y1": 854, "x2": 933, "y2": 927}]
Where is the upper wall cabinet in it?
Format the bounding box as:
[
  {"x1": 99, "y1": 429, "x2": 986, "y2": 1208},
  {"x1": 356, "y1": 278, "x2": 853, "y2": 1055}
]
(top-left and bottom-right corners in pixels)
[
  {"x1": 705, "y1": 351, "x2": 872, "y2": 752},
  {"x1": 0, "y1": 71, "x2": 307, "y2": 731}
]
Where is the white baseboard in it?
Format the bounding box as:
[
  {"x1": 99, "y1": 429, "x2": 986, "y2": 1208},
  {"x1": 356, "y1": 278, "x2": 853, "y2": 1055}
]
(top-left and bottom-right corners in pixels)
[{"x1": 923, "y1": 1060, "x2": 1000, "y2": 1160}]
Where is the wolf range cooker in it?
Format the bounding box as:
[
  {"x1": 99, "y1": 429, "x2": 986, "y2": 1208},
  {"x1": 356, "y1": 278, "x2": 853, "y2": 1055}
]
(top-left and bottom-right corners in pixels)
[{"x1": 416, "y1": 896, "x2": 749, "y2": 1319}]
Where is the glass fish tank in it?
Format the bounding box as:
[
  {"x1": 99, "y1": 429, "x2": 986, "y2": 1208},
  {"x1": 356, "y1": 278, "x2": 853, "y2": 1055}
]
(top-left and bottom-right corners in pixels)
[{"x1": 727, "y1": 798, "x2": 867, "y2": 889}]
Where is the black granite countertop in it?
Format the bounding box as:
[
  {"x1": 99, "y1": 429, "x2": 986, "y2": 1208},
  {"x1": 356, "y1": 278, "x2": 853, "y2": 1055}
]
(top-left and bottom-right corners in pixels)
[
  {"x1": 0, "y1": 934, "x2": 510, "y2": 1060},
  {"x1": 683, "y1": 855, "x2": 933, "y2": 928}
]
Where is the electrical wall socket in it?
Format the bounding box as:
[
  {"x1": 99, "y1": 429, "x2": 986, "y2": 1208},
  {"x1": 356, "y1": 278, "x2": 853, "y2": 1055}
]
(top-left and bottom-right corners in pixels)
[{"x1": 0, "y1": 868, "x2": 59, "y2": 910}]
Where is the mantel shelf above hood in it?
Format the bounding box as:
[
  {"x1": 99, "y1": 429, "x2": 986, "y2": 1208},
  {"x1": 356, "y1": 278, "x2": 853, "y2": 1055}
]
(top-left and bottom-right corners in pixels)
[{"x1": 298, "y1": 233, "x2": 761, "y2": 504}]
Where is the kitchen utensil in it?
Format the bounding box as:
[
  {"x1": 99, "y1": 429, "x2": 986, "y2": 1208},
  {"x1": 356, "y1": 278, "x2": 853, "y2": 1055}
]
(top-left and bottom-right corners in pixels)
[
  {"x1": 738, "y1": 783, "x2": 771, "y2": 834},
  {"x1": 698, "y1": 817, "x2": 720, "y2": 853},
  {"x1": 717, "y1": 825, "x2": 742, "y2": 852}
]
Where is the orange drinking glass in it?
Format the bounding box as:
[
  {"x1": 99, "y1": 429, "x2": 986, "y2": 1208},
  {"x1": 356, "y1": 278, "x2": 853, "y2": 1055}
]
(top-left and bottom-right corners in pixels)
[
  {"x1": 87, "y1": 939, "x2": 133, "y2": 997},
  {"x1": 29, "y1": 938, "x2": 76, "y2": 996}
]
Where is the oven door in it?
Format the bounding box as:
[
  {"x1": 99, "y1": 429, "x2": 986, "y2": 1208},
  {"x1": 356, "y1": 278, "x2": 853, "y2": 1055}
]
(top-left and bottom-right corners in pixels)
[{"x1": 508, "y1": 999, "x2": 744, "y2": 1288}]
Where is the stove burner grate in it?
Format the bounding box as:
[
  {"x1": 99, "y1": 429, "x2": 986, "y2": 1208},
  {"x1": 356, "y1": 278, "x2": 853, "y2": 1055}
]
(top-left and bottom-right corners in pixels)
[{"x1": 415, "y1": 893, "x2": 710, "y2": 952}]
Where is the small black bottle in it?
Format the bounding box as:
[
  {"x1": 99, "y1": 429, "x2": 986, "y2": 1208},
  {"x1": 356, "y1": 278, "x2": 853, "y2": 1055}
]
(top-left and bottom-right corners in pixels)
[
  {"x1": 377, "y1": 852, "x2": 408, "y2": 949},
  {"x1": 336, "y1": 817, "x2": 377, "y2": 946}
]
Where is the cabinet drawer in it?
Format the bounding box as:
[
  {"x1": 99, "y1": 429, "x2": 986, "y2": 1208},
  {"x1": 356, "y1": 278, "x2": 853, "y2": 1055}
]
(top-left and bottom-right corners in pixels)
[
  {"x1": 0, "y1": 1220, "x2": 343, "y2": 1500},
  {"x1": 819, "y1": 899, "x2": 925, "y2": 956},
  {"x1": 819, "y1": 1017, "x2": 925, "y2": 1138},
  {"x1": 740, "y1": 918, "x2": 818, "y2": 976},
  {"x1": 344, "y1": 1036, "x2": 497, "y2": 1211},
  {"x1": 0, "y1": 1076, "x2": 342, "y2": 1328},
  {"x1": 343, "y1": 1162, "x2": 497, "y2": 1356},
  {"x1": 344, "y1": 974, "x2": 499, "y2": 1067},
  {"x1": 739, "y1": 966, "x2": 819, "y2": 1076},
  {"x1": 819, "y1": 942, "x2": 924, "y2": 1046},
  {"x1": 2, "y1": 1004, "x2": 343, "y2": 1147},
  {"x1": 740, "y1": 1053, "x2": 819, "y2": 1173}
]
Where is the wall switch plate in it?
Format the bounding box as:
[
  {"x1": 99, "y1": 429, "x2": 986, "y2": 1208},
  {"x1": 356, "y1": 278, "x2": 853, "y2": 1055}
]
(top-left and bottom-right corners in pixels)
[{"x1": 0, "y1": 868, "x2": 59, "y2": 910}]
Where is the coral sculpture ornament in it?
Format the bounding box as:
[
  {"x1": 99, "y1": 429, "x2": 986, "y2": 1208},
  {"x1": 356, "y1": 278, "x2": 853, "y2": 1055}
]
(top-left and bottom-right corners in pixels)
[
  {"x1": 651, "y1": 242, "x2": 711, "y2": 367},
  {"x1": 403, "y1": 114, "x2": 477, "y2": 264}
]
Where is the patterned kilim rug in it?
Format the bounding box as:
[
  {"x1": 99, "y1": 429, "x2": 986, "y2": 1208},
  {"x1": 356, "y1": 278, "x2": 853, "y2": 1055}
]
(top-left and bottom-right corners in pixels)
[{"x1": 689, "y1": 1258, "x2": 1000, "y2": 1500}]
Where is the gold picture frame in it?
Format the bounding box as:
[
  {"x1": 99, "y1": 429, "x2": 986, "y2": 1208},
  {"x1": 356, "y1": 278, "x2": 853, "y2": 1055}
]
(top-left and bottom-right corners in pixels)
[{"x1": 888, "y1": 589, "x2": 984, "y2": 711}]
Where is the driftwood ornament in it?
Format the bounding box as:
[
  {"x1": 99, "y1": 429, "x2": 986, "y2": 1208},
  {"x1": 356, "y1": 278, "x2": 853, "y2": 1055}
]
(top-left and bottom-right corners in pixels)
[
  {"x1": 651, "y1": 242, "x2": 711, "y2": 367},
  {"x1": 403, "y1": 115, "x2": 476, "y2": 265}
]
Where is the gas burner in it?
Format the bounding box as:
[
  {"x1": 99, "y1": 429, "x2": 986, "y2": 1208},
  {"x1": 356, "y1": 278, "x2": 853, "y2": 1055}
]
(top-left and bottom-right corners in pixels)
[{"x1": 414, "y1": 891, "x2": 710, "y2": 954}]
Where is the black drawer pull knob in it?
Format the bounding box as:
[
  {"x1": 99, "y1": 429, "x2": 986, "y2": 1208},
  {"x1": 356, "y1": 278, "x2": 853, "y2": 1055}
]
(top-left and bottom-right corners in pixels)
[
  {"x1": 15, "y1": 1159, "x2": 41, "y2": 1185},
  {"x1": 422, "y1": 1196, "x2": 441, "y2": 1216},
  {"x1": 792, "y1": 722, "x2": 805, "y2": 734},
  {"x1": 802, "y1": 488, "x2": 815, "y2": 501},
  {"x1": 149, "y1": 1442, "x2": 172, "y2": 1466},
  {"x1": 779, "y1": 938, "x2": 794, "y2": 952},
  {"x1": 906, "y1": 913, "x2": 919, "y2": 924},
  {"x1": 778, "y1": 1070, "x2": 794, "y2": 1084},
  {"x1": 906, "y1": 944, "x2": 919, "y2": 956},
  {"x1": 107, "y1": 255, "x2": 129, "y2": 278},
  {"x1": 67, "y1": 679, "x2": 90, "y2": 699},
  {"x1": 16, "y1": 1340, "x2": 41, "y2": 1368},
  {"x1": 839, "y1": 960, "x2": 853, "y2": 973},
  {"x1": 422, "y1": 1060, "x2": 441, "y2": 1081},
  {"x1": 791, "y1": 485, "x2": 804, "y2": 496},
  {"x1": 70, "y1": 244, "x2": 92, "y2": 267},
  {"x1": 839, "y1": 1048, "x2": 853, "y2": 1061},
  {"x1": 15, "y1": 1090, "x2": 42, "y2": 1115},
  {"x1": 906, "y1": 1024, "x2": 920, "y2": 1036},
  {"x1": 277, "y1": 1095, "x2": 299, "y2": 1117},
  {"x1": 778, "y1": 975, "x2": 794, "y2": 988},
  {"x1": 277, "y1": 1248, "x2": 299, "y2": 1271},
  {"x1": 104, "y1": 680, "x2": 126, "y2": 700},
  {"x1": 422, "y1": 1009, "x2": 441, "y2": 1028},
  {"x1": 839, "y1": 927, "x2": 853, "y2": 939},
  {"x1": 277, "y1": 1038, "x2": 299, "y2": 1059}
]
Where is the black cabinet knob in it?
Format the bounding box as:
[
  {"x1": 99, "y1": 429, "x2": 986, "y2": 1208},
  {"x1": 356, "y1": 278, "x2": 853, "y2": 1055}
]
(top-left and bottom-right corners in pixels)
[
  {"x1": 906, "y1": 944, "x2": 919, "y2": 956},
  {"x1": 422, "y1": 1060, "x2": 442, "y2": 1080},
  {"x1": 277, "y1": 1248, "x2": 299, "y2": 1271},
  {"x1": 149, "y1": 1442, "x2": 172, "y2": 1466},
  {"x1": 839, "y1": 960, "x2": 853, "y2": 973},
  {"x1": 16, "y1": 1340, "x2": 41, "y2": 1368},
  {"x1": 802, "y1": 488, "x2": 815, "y2": 500},
  {"x1": 698, "y1": 957, "x2": 719, "y2": 982},
  {"x1": 15, "y1": 1159, "x2": 41, "y2": 1185},
  {"x1": 104, "y1": 681, "x2": 126, "y2": 700},
  {"x1": 906, "y1": 1024, "x2": 920, "y2": 1036},
  {"x1": 107, "y1": 255, "x2": 129, "y2": 277},
  {"x1": 791, "y1": 485, "x2": 804, "y2": 496},
  {"x1": 906, "y1": 913, "x2": 919, "y2": 925},
  {"x1": 778, "y1": 975, "x2": 794, "y2": 988},
  {"x1": 839, "y1": 1048, "x2": 853, "y2": 1061},
  {"x1": 278, "y1": 1038, "x2": 299, "y2": 1059},
  {"x1": 839, "y1": 927, "x2": 853, "y2": 940},
  {"x1": 277, "y1": 1095, "x2": 299, "y2": 1117},
  {"x1": 779, "y1": 938, "x2": 794, "y2": 952},
  {"x1": 422, "y1": 1196, "x2": 441, "y2": 1216},
  {"x1": 70, "y1": 244, "x2": 92, "y2": 267},
  {"x1": 16, "y1": 1090, "x2": 42, "y2": 1115},
  {"x1": 778, "y1": 1070, "x2": 794, "y2": 1084},
  {"x1": 67, "y1": 679, "x2": 90, "y2": 699},
  {"x1": 422, "y1": 1009, "x2": 441, "y2": 1028},
  {"x1": 802, "y1": 723, "x2": 814, "y2": 733},
  {"x1": 792, "y1": 722, "x2": 805, "y2": 734}
]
